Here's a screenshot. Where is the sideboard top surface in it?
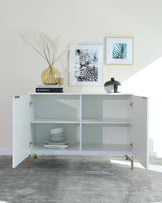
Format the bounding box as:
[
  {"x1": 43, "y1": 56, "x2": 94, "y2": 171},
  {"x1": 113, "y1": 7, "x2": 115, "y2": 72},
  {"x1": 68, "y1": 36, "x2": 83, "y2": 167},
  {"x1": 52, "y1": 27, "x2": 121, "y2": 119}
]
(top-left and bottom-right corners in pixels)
[{"x1": 28, "y1": 93, "x2": 134, "y2": 96}]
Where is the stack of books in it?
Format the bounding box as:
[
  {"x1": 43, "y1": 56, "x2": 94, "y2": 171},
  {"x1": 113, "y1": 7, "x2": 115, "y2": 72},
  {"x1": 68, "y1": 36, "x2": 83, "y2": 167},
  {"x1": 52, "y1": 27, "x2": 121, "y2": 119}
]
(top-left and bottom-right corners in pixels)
[
  {"x1": 36, "y1": 84, "x2": 64, "y2": 93},
  {"x1": 43, "y1": 140, "x2": 68, "y2": 149}
]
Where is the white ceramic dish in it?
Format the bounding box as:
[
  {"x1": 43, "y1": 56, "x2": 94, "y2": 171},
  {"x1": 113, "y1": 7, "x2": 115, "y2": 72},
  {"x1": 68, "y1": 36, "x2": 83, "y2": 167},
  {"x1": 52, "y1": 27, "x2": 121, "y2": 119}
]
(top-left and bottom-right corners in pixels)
[
  {"x1": 50, "y1": 135, "x2": 65, "y2": 143},
  {"x1": 50, "y1": 127, "x2": 64, "y2": 134}
]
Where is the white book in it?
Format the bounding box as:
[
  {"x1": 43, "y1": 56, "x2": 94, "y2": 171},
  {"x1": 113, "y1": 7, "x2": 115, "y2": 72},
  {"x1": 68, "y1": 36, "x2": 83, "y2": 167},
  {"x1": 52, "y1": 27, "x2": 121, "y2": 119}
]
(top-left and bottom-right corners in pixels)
[{"x1": 37, "y1": 84, "x2": 64, "y2": 88}]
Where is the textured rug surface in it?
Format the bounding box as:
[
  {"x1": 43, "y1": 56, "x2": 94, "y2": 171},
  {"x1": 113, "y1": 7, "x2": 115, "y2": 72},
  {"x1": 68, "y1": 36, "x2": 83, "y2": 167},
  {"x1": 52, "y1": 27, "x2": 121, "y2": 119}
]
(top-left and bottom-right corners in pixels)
[{"x1": 0, "y1": 155, "x2": 162, "y2": 203}]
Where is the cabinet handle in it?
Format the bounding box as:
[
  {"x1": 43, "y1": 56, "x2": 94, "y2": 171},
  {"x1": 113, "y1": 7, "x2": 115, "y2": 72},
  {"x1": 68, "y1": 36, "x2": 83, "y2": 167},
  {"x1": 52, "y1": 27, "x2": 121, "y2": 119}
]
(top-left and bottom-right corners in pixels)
[
  {"x1": 129, "y1": 102, "x2": 133, "y2": 108},
  {"x1": 29, "y1": 101, "x2": 34, "y2": 107},
  {"x1": 14, "y1": 96, "x2": 20, "y2": 99},
  {"x1": 142, "y1": 97, "x2": 147, "y2": 100},
  {"x1": 29, "y1": 142, "x2": 33, "y2": 147}
]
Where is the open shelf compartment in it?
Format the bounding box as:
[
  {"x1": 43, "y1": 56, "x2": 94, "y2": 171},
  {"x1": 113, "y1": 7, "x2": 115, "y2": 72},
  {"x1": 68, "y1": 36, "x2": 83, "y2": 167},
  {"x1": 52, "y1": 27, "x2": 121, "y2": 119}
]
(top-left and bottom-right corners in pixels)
[
  {"x1": 82, "y1": 95, "x2": 132, "y2": 123},
  {"x1": 31, "y1": 94, "x2": 80, "y2": 121},
  {"x1": 82, "y1": 124, "x2": 132, "y2": 154},
  {"x1": 31, "y1": 123, "x2": 80, "y2": 153}
]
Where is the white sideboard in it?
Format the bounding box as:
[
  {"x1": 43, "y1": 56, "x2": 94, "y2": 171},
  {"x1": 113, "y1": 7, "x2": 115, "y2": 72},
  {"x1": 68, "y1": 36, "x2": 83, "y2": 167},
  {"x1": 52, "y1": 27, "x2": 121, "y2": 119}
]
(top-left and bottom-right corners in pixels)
[{"x1": 12, "y1": 93, "x2": 149, "y2": 169}]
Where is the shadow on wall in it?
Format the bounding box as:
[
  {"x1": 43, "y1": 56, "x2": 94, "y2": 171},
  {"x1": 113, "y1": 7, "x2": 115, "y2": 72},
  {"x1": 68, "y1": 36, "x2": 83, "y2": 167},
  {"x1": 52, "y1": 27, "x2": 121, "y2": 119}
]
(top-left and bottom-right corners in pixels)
[{"x1": 122, "y1": 57, "x2": 162, "y2": 157}]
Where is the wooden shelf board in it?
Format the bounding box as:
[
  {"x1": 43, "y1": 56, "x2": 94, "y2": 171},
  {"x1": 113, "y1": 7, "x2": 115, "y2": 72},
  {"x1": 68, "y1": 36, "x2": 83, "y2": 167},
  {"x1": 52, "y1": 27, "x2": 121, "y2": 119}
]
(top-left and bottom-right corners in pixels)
[
  {"x1": 82, "y1": 144, "x2": 131, "y2": 152},
  {"x1": 82, "y1": 118, "x2": 131, "y2": 124},
  {"x1": 31, "y1": 118, "x2": 80, "y2": 124},
  {"x1": 31, "y1": 118, "x2": 131, "y2": 124},
  {"x1": 31, "y1": 143, "x2": 80, "y2": 154},
  {"x1": 31, "y1": 143, "x2": 132, "y2": 156}
]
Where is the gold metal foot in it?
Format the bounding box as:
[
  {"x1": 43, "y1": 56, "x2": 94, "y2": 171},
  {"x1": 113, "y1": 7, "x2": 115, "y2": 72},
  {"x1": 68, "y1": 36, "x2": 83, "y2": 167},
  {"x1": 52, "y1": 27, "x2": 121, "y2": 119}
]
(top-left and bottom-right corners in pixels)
[
  {"x1": 125, "y1": 155, "x2": 134, "y2": 170},
  {"x1": 28, "y1": 154, "x2": 37, "y2": 168}
]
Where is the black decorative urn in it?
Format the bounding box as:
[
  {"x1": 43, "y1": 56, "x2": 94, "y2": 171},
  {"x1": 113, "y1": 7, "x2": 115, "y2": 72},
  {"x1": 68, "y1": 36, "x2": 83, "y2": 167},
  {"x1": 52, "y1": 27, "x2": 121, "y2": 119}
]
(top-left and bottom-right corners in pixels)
[{"x1": 104, "y1": 78, "x2": 121, "y2": 93}]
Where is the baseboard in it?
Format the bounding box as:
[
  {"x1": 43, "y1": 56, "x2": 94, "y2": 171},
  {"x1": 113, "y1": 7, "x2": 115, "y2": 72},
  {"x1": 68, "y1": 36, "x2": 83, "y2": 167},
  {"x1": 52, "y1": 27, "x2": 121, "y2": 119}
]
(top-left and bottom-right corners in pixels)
[
  {"x1": 149, "y1": 151, "x2": 157, "y2": 157},
  {"x1": 0, "y1": 149, "x2": 12, "y2": 155}
]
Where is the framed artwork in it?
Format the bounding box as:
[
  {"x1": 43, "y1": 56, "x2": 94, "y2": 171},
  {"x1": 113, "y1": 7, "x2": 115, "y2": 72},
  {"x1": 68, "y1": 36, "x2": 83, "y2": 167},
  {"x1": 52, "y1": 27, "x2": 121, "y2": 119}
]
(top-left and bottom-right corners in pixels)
[
  {"x1": 69, "y1": 44, "x2": 103, "y2": 86},
  {"x1": 105, "y1": 37, "x2": 133, "y2": 65}
]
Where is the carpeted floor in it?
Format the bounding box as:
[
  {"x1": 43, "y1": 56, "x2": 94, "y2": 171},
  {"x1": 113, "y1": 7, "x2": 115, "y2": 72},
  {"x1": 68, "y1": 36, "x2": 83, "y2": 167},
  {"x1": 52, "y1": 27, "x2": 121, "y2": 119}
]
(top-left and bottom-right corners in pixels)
[{"x1": 0, "y1": 155, "x2": 162, "y2": 203}]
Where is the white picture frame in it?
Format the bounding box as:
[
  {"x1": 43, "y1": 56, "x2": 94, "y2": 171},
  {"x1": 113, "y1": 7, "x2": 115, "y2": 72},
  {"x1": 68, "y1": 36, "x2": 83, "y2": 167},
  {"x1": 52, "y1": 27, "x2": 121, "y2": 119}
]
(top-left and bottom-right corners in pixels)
[
  {"x1": 105, "y1": 37, "x2": 133, "y2": 65},
  {"x1": 69, "y1": 44, "x2": 103, "y2": 86}
]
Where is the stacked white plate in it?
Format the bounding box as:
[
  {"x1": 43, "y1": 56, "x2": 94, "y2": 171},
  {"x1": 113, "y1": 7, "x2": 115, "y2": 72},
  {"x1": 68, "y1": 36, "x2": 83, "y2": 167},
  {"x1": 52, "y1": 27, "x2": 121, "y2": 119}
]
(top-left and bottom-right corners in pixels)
[
  {"x1": 44, "y1": 127, "x2": 68, "y2": 149},
  {"x1": 49, "y1": 127, "x2": 65, "y2": 143}
]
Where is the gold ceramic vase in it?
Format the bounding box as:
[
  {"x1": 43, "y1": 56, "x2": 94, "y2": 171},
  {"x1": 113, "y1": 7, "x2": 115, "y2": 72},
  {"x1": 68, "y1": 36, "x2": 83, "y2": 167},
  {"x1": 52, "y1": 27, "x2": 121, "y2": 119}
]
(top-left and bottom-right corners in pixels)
[{"x1": 41, "y1": 65, "x2": 60, "y2": 85}]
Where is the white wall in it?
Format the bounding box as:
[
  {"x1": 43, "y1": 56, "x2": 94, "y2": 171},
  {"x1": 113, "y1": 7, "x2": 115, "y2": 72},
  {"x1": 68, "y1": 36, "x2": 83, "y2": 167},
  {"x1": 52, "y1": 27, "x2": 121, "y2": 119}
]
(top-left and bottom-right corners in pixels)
[{"x1": 0, "y1": 0, "x2": 162, "y2": 152}]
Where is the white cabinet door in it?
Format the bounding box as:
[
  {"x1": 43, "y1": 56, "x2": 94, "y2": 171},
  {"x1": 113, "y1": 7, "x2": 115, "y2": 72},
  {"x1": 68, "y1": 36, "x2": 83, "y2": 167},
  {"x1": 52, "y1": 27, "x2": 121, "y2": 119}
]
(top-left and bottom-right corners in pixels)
[
  {"x1": 131, "y1": 96, "x2": 149, "y2": 168},
  {"x1": 12, "y1": 95, "x2": 32, "y2": 168}
]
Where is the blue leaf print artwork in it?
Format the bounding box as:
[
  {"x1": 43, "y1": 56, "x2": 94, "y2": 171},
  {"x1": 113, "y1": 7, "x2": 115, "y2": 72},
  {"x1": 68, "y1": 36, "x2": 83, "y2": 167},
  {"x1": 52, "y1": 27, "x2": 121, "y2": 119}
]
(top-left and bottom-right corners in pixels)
[{"x1": 112, "y1": 43, "x2": 127, "y2": 59}]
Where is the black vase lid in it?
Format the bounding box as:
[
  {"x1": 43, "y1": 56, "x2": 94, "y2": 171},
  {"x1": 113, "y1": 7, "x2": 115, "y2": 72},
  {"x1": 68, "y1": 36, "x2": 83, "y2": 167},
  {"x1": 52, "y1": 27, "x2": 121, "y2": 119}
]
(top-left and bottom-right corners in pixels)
[{"x1": 104, "y1": 78, "x2": 121, "y2": 86}]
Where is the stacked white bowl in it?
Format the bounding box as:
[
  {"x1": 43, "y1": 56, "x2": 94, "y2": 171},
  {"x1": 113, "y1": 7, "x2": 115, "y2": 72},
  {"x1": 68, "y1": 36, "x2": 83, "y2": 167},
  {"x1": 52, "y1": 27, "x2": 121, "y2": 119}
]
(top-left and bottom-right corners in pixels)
[{"x1": 49, "y1": 127, "x2": 65, "y2": 143}]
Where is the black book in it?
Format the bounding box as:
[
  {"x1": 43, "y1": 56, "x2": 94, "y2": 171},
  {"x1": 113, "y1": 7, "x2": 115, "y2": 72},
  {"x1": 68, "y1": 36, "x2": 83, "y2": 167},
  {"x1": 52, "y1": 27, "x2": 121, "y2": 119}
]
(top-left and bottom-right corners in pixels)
[{"x1": 36, "y1": 88, "x2": 63, "y2": 93}]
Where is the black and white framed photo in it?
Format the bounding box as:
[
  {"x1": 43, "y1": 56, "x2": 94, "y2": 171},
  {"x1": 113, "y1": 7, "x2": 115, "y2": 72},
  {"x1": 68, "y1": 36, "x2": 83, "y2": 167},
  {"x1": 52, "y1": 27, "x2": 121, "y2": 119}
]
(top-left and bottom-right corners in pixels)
[
  {"x1": 105, "y1": 37, "x2": 133, "y2": 65},
  {"x1": 69, "y1": 44, "x2": 103, "y2": 86}
]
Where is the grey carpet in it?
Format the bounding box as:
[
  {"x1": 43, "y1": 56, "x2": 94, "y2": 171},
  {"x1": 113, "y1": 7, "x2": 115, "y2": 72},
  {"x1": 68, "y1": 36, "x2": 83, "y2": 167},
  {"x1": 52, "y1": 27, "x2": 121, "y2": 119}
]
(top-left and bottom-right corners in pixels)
[{"x1": 0, "y1": 156, "x2": 162, "y2": 203}]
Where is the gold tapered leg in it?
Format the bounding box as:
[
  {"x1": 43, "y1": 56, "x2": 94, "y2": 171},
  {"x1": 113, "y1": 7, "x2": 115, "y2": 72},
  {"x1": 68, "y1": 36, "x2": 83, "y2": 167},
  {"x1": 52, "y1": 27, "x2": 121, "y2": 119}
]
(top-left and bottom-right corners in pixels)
[
  {"x1": 28, "y1": 154, "x2": 37, "y2": 168},
  {"x1": 125, "y1": 155, "x2": 134, "y2": 170}
]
